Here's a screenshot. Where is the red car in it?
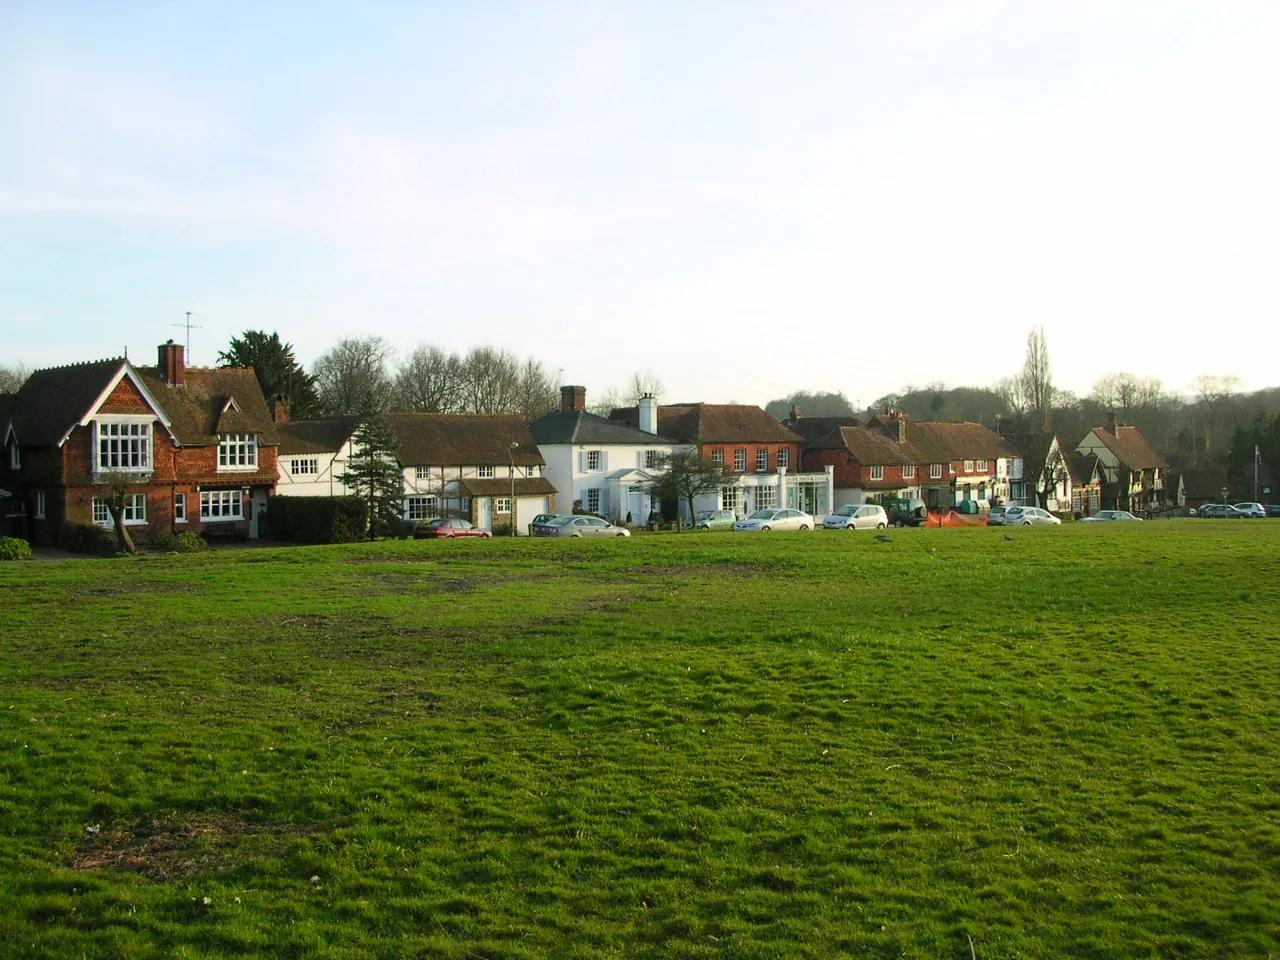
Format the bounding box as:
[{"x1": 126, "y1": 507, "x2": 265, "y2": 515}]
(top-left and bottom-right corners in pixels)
[{"x1": 413, "y1": 518, "x2": 492, "y2": 539}]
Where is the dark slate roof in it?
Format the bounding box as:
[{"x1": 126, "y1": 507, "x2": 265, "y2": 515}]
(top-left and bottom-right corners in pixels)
[
  {"x1": 530, "y1": 409, "x2": 674, "y2": 445},
  {"x1": 456, "y1": 477, "x2": 557, "y2": 497},
  {"x1": 782, "y1": 416, "x2": 860, "y2": 446},
  {"x1": 275, "y1": 417, "x2": 359, "y2": 455},
  {"x1": 1064, "y1": 450, "x2": 1102, "y2": 486},
  {"x1": 386, "y1": 414, "x2": 546, "y2": 467},
  {"x1": 8, "y1": 358, "x2": 125, "y2": 446},
  {"x1": 609, "y1": 403, "x2": 801, "y2": 445},
  {"x1": 1090, "y1": 424, "x2": 1167, "y2": 470},
  {"x1": 135, "y1": 366, "x2": 279, "y2": 446}
]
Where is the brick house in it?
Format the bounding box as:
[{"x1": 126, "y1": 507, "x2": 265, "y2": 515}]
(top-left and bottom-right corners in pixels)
[
  {"x1": 610, "y1": 396, "x2": 833, "y2": 520},
  {"x1": 0, "y1": 342, "x2": 281, "y2": 544},
  {"x1": 786, "y1": 411, "x2": 1015, "y2": 510},
  {"x1": 1076, "y1": 413, "x2": 1167, "y2": 512}
]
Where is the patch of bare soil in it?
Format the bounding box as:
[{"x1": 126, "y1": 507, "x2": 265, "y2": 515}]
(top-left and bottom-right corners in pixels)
[{"x1": 70, "y1": 812, "x2": 317, "y2": 881}]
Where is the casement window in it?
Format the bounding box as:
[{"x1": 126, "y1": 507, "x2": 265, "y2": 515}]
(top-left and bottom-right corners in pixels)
[
  {"x1": 720, "y1": 485, "x2": 740, "y2": 514},
  {"x1": 477, "y1": 465, "x2": 495, "y2": 478},
  {"x1": 415, "y1": 466, "x2": 430, "y2": 480},
  {"x1": 977, "y1": 460, "x2": 988, "y2": 472},
  {"x1": 870, "y1": 465, "x2": 884, "y2": 481},
  {"x1": 756, "y1": 485, "x2": 777, "y2": 509},
  {"x1": 93, "y1": 494, "x2": 146, "y2": 526},
  {"x1": 290, "y1": 458, "x2": 318, "y2": 475},
  {"x1": 756, "y1": 449, "x2": 769, "y2": 472},
  {"x1": 712, "y1": 449, "x2": 724, "y2": 467},
  {"x1": 734, "y1": 449, "x2": 747, "y2": 472},
  {"x1": 406, "y1": 496, "x2": 438, "y2": 521},
  {"x1": 496, "y1": 497, "x2": 512, "y2": 514},
  {"x1": 174, "y1": 493, "x2": 187, "y2": 523},
  {"x1": 931, "y1": 463, "x2": 943, "y2": 479},
  {"x1": 778, "y1": 448, "x2": 789, "y2": 469},
  {"x1": 201, "y1": 490, "x2": 243, "y2": 520},
  {"x1": 586, "y1": 451, "x2": 602, "y2": 472},
  {"x1": 964, "y1": 460, "x2": 974, "y2": 472},
  {"x1": 218, "y1": 433, "x2": 257, "y2": 470},
  {"x1": 903, "y1": 464, "x2": 915, "y2": 479},
  {"x1": 586, "y1": 488, "x2": 601, "y2": 513},
  {"x1": 35, "y1": 491, "x2": 45, "y2": 519},
  {"x1": 95, "y1": 420, "x2": 151, "y2": 472},
  {"x1": 644, "y1": 450, "x2": 662, "y2": 469}
]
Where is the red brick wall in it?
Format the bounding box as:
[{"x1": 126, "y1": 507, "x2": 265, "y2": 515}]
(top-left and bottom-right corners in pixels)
[
  {"x1": 98, "y1": 376, "x2": 153, "y2": 414},
  {"x1": 702, "y1": 442, "x2": 800, "y2": 475}
]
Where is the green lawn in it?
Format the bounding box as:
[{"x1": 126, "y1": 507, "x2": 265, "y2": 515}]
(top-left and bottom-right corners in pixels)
[{"x1": 1, "y1": 524, "x2": 1277, "y2": 959}]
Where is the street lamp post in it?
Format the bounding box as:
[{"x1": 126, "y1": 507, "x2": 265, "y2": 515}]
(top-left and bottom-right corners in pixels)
[
  {"x1": 509, "y1": 442, "x2": 518, "y2": 537},
  {"x1": 1222, "y1": 486, "x2": 1229, "y2": 517}
]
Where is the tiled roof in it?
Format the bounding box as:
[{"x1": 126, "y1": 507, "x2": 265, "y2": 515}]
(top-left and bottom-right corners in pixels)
[
  {"x1": 136, "y1": 366, "x2": 280, "y2": 446},
  {"x1": 8, "y1": 358, "x2": 125, "y2": 446},
  {"x1": 386, "y1": 413, "x2": 546, "y2": 467},
  {"x1": 275, "y1": 417, "x2": 359, "y2": 455},
  {"x1": 836, "y1": 425, "x2": 919, "y2": 465},
  {"x1": 1064, "y1": 450, "x2": 1102, "y2": 486},
  {"x1": 1090, "y1": 425, "x2": 1167, "y2": 470},
  {"x1": 455, "y1": 477, "x2": 557, "y2": 497},
  {"x1": 783, "y1": 416, "x2": 860, "y2": 446},
  {"x1": 907, "y1": 420, "x2": 1017, "y2": 462},
  {"x1": 530, "y1": 409, "x2": 673, "y2": 446},
  {"x1": 610, "y1": 403, "x2": 802, "y2": 445},
  {"x1": 794, "y1": 413, "x2": 1016, "y2": 466}
]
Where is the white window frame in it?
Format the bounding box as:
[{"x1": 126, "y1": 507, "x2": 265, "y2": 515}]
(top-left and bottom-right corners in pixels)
[
  {"x1": 290, "y1": 458, "x2": 318, "y2": 475},
  {"x1": 734, "y1": 448, "x2": 747, "y2": 472},
  {"x1": 200, "y1": 490, "x2": 243, "y2": 521},
  {"x1": 720, "y1": 485, "x2": 740, "y2": 514},
  {"x1": 977, "y1": 459, "x2": 989, "y2": 472},
  {"x1": 405, "y1": 495, "x2": 438, "y2": 521},
  {"x1": 35, "y1": 491, "x2": 45, "y2": 519},
  {"x1": 931, "y1": 463, "x2": 943, "y2": 479},
  {"x1": 93, "y1": 494, "x2": 146, "y2": 527},
  {"x1": 93, "y1": 416, "x2": 153, "y2": 474},
  {"x1": 712, "y1": 449, "x2": 724, "y2": 467},
  {"x1": 477, "y1": 465, "x2": 495, "y2": 478},
  {"x1": 495, "y1": 497, "x2": 512, "y2": 514},
  {"x1": 586, "y1": 488, "x2": 601, "y2": 513},
  {"x1": 964, "y1": 460, "x2": 974, "y2": 472},
  {"x1": 415, "y1": 466, "x2": 429, "y2": 480},
  {"x1": 218, "y1": 433, "x2": 258, "y2": 471},
  {"x1": 756, "y1": 449, "x2": 769, "y2": 472},
  {"x1": 93, "y1": 499, "x2": 110, "y2": 525},
  {"x1": 644, "y1": 450, "x2": 662, "y2": 470},
  {"x1": 174, "y1": 493, "x2": 187, "y2": 523},
  {"x1": 903, "y1": 464, "x2": 915, "y2": 479},
  {"x1": 586, "y1": 451, "x2": 602, "y2": 472},
  {"x1": 778, "y1": 448, "x2": 789, "y2": 469},
  {"x1": 870, "y1": 465, "x2": 884, "y2": 481},
  {"x1": 756, "y1": 486, "x2": 777, "y2": 509}
]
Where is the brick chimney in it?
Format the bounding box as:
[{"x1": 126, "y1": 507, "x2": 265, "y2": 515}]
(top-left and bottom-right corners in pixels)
[
  {"x1": 638, "y1": 394, "x2": 658, "y2": 434},
  {"x1": 270, "y1": 395, "x2": 291, "y2": 423},
  {"x1": 158, "y1": 340, "x2": 185, "y2": 387},
  {"x1": 890, "y1": 411, "x2": 906, "y2": 442},
  {"x1": 1106, "y1": 411, "x2": 1118, "y2": 435},
  {"x1": 790, "y1": 403, "x2": 801, "y2": 421},
  {"x1": 561, "y1": 385, "x2": 586, "y2": 413}
]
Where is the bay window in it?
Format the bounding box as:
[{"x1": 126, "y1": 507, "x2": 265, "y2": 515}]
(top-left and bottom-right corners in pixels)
[{"x1": 95, "y1": 419, "x2": 152, "y2": 473}]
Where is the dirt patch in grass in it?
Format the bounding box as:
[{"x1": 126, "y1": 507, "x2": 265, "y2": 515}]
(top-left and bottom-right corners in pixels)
[{"x1": 70, "y1": 812, "x2": 316, "y2": 882}]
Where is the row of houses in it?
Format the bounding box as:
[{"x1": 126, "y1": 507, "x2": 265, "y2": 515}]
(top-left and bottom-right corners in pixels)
[{"x1": 0, "y1": 341, "x2": 1171, "y2": 543}]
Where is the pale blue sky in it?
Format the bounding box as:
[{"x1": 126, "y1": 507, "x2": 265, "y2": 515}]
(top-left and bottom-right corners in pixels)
[{"x1": 3, "y1": 1, "x2": 1278, "y2": 406}]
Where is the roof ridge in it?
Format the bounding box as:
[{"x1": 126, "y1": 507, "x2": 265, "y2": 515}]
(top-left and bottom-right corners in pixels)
[{"x1": 32, "y1": 357, "x2": 125, "y2": 374}]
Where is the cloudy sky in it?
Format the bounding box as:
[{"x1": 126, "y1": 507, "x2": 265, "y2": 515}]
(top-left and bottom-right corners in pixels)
[{"x1": 3, "y1": 1, "x2": 1278, "y2": 407}]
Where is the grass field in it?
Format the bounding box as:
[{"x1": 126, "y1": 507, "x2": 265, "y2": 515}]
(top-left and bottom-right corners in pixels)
[{"x1": 1, "y1": 523, "x2": 1277, "y2": 959}]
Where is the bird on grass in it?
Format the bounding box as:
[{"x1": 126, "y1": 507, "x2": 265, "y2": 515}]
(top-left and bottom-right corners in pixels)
[
  {"x1": 874, "y1": 534, "x2": 891, "y2": 543},
  {"x1": 1003, "y1": 534, "x2": 1014, "y2": 542}
]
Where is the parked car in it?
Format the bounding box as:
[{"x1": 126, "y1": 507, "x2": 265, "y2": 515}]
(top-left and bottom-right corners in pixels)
[
  {"x1": 1267, "y1": 504, "x2": 1280, "y2": 518},
  {"x1": 694, "y1": 509, "x2": 736, "y2": 530},
  {"x1": 987, "y1": 505, "x2": 1008, "y2": 526},
  {"x1": 1198, "y1": 503, "x2": 1245, "y2": 519},
  {"x1": 532, "y1": 515, "x2": 630, "y2": 538},
  {"x1": 823, "y1": 504, "x2": 888, "y2": 530},
  {"x1": 884, "y1": 498, "x2": 928, "y2": 528},
  {"x1": 733, "y1": 508, "x2": 814, "y2": 532},
  {"x1": 414, "y1": 518, "x2": 492, "y2": 539},
  {"x1": 1233, "y1": 502, "x2": 1266, "y2": 518},
  {"x1": 1078, "y1": 510, "x2": 1143, "y2": 523},
  {"x1": 1003, "y1": 505, "x2": 1061, "y2": 526}
]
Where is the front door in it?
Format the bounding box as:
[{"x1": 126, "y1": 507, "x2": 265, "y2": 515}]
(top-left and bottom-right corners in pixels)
[
  {"x1": 250, "y1": 490, "x2": 268, "y2": 539},
  {"x1": 476, "y1": 497, "x2": 492, "y2": 532}
]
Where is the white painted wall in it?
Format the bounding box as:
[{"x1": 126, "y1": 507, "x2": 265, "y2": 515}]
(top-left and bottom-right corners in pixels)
[
  {"x1": 274, "y1": 443, "x2": 353, "y2": 497},
  {"x1": 538, "y1": 441, "x2": 674, "y2": 518}
]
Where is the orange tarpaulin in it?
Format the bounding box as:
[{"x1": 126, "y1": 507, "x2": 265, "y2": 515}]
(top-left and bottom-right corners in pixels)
[{"x1": 926, "y1": 510, "x2": 986, "y2": 527}]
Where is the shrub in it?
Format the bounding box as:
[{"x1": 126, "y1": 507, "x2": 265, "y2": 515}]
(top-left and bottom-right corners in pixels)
[
  {"x1": 267, "y1": 496, "x2": 366, "y2": 544},
  {"x1": 59, "y1": 523, "x2": 117, "y2": 556},
  {"x1": 151, "y1": 531, "x2": 206, "y2": 553},
  {"x1": 0, "y1": 536, "x2": 32, "y2": 561}
]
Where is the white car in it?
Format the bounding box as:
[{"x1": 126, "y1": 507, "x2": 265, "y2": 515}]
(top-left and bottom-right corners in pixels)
[
  {"x1": 733, "y1": 508, "x2": 814, "y2": 532},
  {"x1": 1078, "y1": 510, "x2": 1142, "y2": 523},
  {"x1": 823, "y1": 504, "x2": 888, "y2": 530},
  {"x1": 1003, "y1": 505, "x2": 1061, "y2": 526},
  {"x1": 1234, "y1": 502, "x2": 1266, "y2": 518}
]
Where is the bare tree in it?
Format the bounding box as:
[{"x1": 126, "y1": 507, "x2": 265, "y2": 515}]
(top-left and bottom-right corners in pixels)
[
  {"x1": 391, "y1": 345, "x2": 464, "y2": 413},
  {"x1": 513, "y1": 358, "x2": 559, "y2": 420},
  {"x1": 993, "y1": 377, "x2": 1026, "y2": 417},
  {"x1": 96, "y1": 473, "x2": 140, "y2": 555},
  {"x1": 0, "y1": 362, "x2": 30, "y2": 393},
  {"x1": 313, "y1": 337, "x2": 394, "y2": 415},
  {"x1": 625, "y1": 371, "x2": 664, "y2": 404},
  {"x1": 1018, "y1": 326, "x2": 1054, "y2": 433},
  {"x1": 459, "y1": 346, "x2": 522, "y2": 414},
  {"x1": 588, "y1": 387, "x2": 624, "y2": 417},
  {"x1": 1193, "y1": 374, "x2": 1243, "y2": 453}
]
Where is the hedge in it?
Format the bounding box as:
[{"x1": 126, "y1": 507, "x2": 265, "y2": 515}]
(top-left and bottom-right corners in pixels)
[
  {"x1": 0, "y1": 537, "x2": 32, "y2": 561},
  {"x1": 267, "y1": 496, "x2": 366, "y2": 544},
  {"x1": 59, "y1": 523, "x2": 118, "y2": 556}
]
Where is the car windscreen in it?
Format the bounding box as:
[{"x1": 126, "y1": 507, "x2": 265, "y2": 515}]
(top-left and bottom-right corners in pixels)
[
  {"x1": 748, "y1": 510, "x2": 777, "y2": 520},
  {"x1": 833, "y1": 505, "x2": 856, "y2": 516}
]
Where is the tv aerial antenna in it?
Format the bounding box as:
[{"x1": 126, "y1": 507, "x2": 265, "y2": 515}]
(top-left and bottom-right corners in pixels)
[{"x1": 171, "y1": 311, "x2": 203, "y2": 360}]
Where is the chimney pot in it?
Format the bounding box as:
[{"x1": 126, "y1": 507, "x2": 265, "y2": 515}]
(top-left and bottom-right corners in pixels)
[
  {"x1": 158, "y1": 341, "x2": 186, "y2": 387},
  {"x1": 1106, "y1": 411, "x2": 1118, "y2": 435},
  {"x1": 560, "y1": 385, "x2": 587, "y2": 413}
]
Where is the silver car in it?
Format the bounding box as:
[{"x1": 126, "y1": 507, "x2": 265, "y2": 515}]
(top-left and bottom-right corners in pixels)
[
  {"x1": 823, "y1": 504, "x2": 888, "y2": 530},
  {"x1": 532, "y1": 515, "x2": 630, "y2": 538},
  {"x1": 1003, "y1": 505, "x2": 1061, "y2": 526},
  {"x1": 1079, "y1": 510, "x2": 1142, "y2": 523},
  {"x1": 733, "y1": 508, "x2": 814, "y2": 532}
]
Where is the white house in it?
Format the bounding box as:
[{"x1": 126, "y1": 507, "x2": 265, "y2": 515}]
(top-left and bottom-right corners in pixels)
[
  {"x1": 274, "y1": 417, "x2": 358, "y2": 498},
  {"x1": 530, "y1": 386, "x2": 676, "y2": 524}
]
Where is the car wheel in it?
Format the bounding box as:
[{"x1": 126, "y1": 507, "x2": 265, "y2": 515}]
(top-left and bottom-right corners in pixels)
[
  {"x1": 615, "y1": 532, "x2": 626, "y2": 537},
  {"x1": 877, "y1": 522, "x2": 886, "y2": 530},
  {"x1": 571, "y1": 533, "x2": 583, "y2": 538},
  {"x1": 799, "y1": 524, "x2": 809, "y2": 531},
  {"x1": 1022, "y1": 520, "x2": 1032, "y2": 525},
  {"x1": 893, "y1": 519, "x2": 905, "y2": 528},
  {"x1": 761, "y1": 526, "x2": 772, "y2": 531}
]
